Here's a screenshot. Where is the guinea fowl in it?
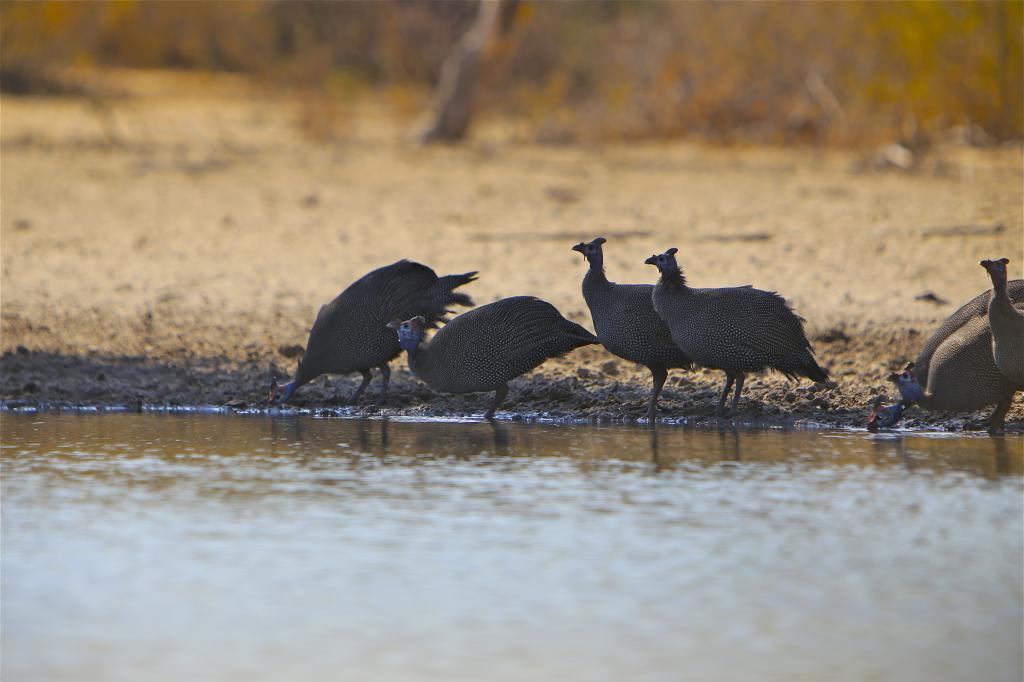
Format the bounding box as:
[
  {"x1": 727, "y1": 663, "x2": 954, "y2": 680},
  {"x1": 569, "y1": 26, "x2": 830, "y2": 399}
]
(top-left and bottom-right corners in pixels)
[
  {"x1": 390, "y1": 296, "x2": 598, "y2": 419},
  {"x1": 572, "y1": 237, "x2": 691, "y2": 420},
  {"x1": 894, "y1": 276, "x2": 1024, "y2": 433},
  {"x1": 980, "y1": 258, "x2": 1023, "y2": 385},
  {"x1": 270, "y1": 260, "x2": 476, "y2": 404},
  {"x1": 645, "y1": 247, "x2": 828, "y2": 416}
]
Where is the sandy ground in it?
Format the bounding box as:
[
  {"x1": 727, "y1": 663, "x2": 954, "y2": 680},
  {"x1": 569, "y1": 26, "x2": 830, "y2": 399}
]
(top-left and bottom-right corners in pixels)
[{"x1": 2, "y1": 71, "x2": 1022, "y2": 430}]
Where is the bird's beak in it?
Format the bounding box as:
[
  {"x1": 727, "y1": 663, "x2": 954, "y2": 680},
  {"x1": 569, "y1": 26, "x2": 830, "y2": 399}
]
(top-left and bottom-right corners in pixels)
[
  {"x1": 268, "y1": 381, "x2": 281, "y2": 403},
  {"x1": 643, "y1": 255, "x2": 657, "y2": 265},
  {"x1": 572, "y1": 243, "x2": 586, "y2": 257}
]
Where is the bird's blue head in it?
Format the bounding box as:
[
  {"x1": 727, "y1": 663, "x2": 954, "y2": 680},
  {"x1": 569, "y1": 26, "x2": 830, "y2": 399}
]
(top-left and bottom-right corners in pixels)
[
  {"x1": 268, "y1": 380, "x2": 297, "y2": 404},
  {"x1": 867, "y1": 396, "x2": 906, "y2": 432},
  {"x1": 389, "y1": 316, "x2": 426, "y2": 352},
  {"x1": 888, "y1": 363, "x2": 925, "y2": 404}
]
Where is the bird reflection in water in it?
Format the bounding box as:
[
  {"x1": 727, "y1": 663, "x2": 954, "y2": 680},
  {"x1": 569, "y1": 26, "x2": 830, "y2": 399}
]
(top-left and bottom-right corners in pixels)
[
  {"x1": 718, "y1": 426, "x2": 742, "y2": 463},
  {"x1": 490, "y1": 420, "x2": 510, "y2": 455}
]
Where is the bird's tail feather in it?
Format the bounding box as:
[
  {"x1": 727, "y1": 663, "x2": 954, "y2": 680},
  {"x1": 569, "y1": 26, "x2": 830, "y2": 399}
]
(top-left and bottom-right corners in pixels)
[
  {"x1": 434, "y1": 271, "x2": 478, "y2": 309},
  {"x1": 799, "y1": 353, "x2": 830, "y2": 383},
  {"x1": 563, "y1": 319, "x2": 599, "y2": 347}
]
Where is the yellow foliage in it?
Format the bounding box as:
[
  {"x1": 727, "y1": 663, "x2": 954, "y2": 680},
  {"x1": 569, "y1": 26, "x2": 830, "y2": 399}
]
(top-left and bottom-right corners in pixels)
[{"x1": 1, "y1": 0, "x2": 1019, "y2": 143}]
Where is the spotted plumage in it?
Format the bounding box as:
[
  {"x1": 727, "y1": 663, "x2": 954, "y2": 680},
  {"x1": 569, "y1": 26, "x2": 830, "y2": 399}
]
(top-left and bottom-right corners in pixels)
[
  {"x1": 898, "y1": 278, "x2": 1024, "y2": 433},
  {"x1": 271, "y1": 260, "x2": 476, "y2": 403},
  {"x1": 645, "y1": 247, "x2": 828, "y2": 416},
  {"x1": 392, "y1": 296, "x2": 598, "y2": 418},
  {"x1": 572, "y1": 237, "x2": 691, "y2": 419}
]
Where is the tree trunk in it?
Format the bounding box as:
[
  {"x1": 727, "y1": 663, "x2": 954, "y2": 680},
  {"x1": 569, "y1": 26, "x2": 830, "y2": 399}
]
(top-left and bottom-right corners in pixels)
[{"x1": 416, "y1": 0, "x2": 519, "y2": 144}]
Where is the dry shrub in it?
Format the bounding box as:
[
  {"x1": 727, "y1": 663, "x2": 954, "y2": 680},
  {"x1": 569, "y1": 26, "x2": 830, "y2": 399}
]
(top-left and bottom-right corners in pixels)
[
  {"x1": 2, "y1": 0, "x2": 1020, "y2": 145},
  {"x1": 488, "y1": 1, "x2": 1022, "y2": 144}
]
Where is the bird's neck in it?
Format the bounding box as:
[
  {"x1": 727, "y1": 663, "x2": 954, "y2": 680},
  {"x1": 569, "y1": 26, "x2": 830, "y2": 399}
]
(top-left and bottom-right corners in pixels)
[
  {"x1": 988, "y1": 280, "x2": 1021, "y2": 339},
  {"x1": 282, "y1": 381, "x2": 298, "y2": 400},
  {"x1": 406, "y1": 338, "x2": 429, "y2": 362},
  {"x1": 659, "y1": 268, "x2": 687, "y2": 290},
  {"x1": 405, "y1": 342, "x2": 437, "y2": 385},
  {"x1": 989, "y1": 273, "x2": 1011, "y2": 305},
  {"x1": 291, "y1": 361, "x2": 315, "y2": 389},
  {"x1": 583, "y1": 263, "x2": 609, "y2": 287},
  {"x1": 896, "y1": 380, "x2": 928, "y2": 406}
]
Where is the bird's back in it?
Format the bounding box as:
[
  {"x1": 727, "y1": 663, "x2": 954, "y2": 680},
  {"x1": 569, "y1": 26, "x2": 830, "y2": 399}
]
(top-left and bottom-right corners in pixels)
[
  {"x1": 655, "y1": 283, "x2": 815, "y2": 376},
  {"x1": 583, "y1": 273, "x2": 690, "y2": 370},
  {"x1": 412, "y1": 296, "x2": 596, "y2": 392}
]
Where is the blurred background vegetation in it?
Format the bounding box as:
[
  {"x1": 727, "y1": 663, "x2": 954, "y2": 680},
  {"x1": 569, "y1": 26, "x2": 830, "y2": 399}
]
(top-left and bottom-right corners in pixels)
[{"x1": 1, "y1": 0, "x2": 1021, "y2": 146}]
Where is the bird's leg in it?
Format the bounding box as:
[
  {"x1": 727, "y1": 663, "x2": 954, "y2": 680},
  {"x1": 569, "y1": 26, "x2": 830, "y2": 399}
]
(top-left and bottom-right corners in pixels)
[
  {"x1": 378, "y1": 363, "x2": 391, "y2": 403},
  {"x1": 987, "y1": 396, "x2": 1012, "y2": 435},
  {"x1": 715, "y1": 373, "x2": 735, "y2": 416},
  {"x1": 349, "y1": 369, "x2": 372, "y2": 403},
  {"x1": 647, "y1": 366, "x2": 668, "y2": 421},
  {"x1": 485, "y1": 383, "x2": 509, "y2": 420},
  {"x1": 728, "y1": 373, "x2": 745, "y2": 417}
]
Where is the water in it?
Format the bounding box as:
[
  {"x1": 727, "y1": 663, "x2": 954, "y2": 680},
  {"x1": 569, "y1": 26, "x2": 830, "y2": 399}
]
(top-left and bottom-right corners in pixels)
[{"x1": 2, "y1": 414, "x2": 1022, "y2": 682}]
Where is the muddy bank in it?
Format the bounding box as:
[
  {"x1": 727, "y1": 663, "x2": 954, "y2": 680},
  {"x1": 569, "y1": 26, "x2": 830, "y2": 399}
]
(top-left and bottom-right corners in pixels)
[{"x1": 2, "y1": 327, "x2": 1020, "y2": 432}]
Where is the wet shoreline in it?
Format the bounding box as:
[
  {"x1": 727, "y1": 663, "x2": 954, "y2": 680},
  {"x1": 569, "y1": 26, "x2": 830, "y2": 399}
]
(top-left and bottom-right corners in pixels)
[{"x1": 3, "y1": 396, "x2": 1020, "y2": 435}]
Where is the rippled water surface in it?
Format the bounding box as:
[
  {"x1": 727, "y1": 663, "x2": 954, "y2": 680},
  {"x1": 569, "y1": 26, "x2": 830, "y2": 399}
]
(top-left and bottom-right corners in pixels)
[{"x1": 2, "y1": 414, "x2": 1022, "y2": 682}]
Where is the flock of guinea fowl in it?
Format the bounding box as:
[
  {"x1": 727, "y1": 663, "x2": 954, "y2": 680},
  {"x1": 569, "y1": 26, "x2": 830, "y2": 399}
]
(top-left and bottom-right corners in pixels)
[{"x1": 268, "y1": 237, "x2": 1023, "y2": 433}]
